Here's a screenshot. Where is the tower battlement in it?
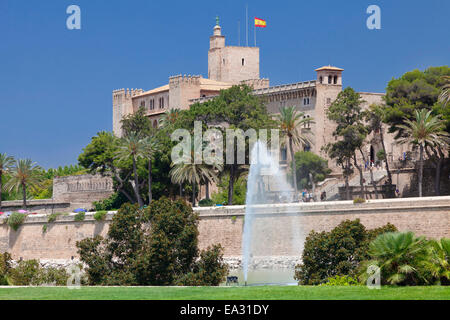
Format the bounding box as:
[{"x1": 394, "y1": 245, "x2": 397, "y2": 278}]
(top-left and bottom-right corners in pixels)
[
  {"x1": 241, "y1": 78, "x2": 270, "y2": 90},
  {"x1": 169, "y1": 74, "x2": 202, "y2": 87}
]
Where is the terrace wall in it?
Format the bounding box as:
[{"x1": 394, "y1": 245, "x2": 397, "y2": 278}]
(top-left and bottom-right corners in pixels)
[{"x1": 0, "y1": 196, "x2": 448, "y2": 260}]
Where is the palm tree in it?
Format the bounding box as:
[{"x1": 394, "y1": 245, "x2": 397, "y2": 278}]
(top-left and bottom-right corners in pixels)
[
  {"x1": 159, "y1": 108, "x2": 181, "y2": 129},
  {"x1": 115, "y1": 132, "x2": 148, "y2": 207},
  {"x1": 362, "y1": 231, "x2": 430, "y2": 285},
  {"x1": 439, "y1": 75, "x2": 450, "y2": 106},
  {"x1": 5, "y1": 159, "x2": 42, "y2": 209},
  {"x1": 0, "y1": 153, "x2": 15, "y2": 209},
  {"x1": 142, "y1": 135, "x2": 159, "y2": 205},
  {"x1": 277, "y1": 106, "x2": 313, "y2": 193},
  {"x1": 396, "y1": 109, "x2": 450, "y2": 197},
  {"x1": 170, "y1": 153, "x2": 222, "y2": 207},
  {"x1": 423, "y1": 238, "x2": 450, "y2": 285}
]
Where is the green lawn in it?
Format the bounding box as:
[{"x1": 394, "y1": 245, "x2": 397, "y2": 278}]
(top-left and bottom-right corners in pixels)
[{"x1": 0, "y1": 286, "x2": 449, "y2": 300}]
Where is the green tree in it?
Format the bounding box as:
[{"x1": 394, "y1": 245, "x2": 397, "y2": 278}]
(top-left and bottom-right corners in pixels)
[
  {"x1": 142, "y1": 135, "x2": 159, "y2": 204},
  {"x1": 170, "y1": 150, "x2": 222, "y2": 207},
  {"x1": 396, "y1": 109, "x2": 450, "y2": 197},
  {"x1": 177, "y1": 85, "x2": 275, "y2": 205},
  {"x1": 324, "y1": 87, "x2": 367, "y2": 199},
  {"x1": 0, "y1": 153, "x2": 15, "y2": 209},
  {"x1": 384, "y1": 66, "x2": 450, "y2": 136},
  {"x1": 115, "y1": 133, "x2": 150, "y2": 207},
  {"x1": 383, "y1": 66, "x2": 450, "y2": 196},
  {"x1": 159, "y1": 108, "x2": 181, "y2": 130},
  {"x1": 438, "y1": 75, "x2": 450, "y2": 107},
  {"x1": 294, "y1": 151, "x2": 330, "y2": 192},
  {"x1": 5, "y1": 159, "x2": 42, "y2": 209},
  {"x1": 77, "y1": 198, "x2": 228, "y2": 286},
  {"x1": 365, "y1": 104, "x2": 394, "y2": 194},
  {"x1": 120, "y1": 106, "x2": 153, "y2": 138},
  {"x1": 79, "y1": 131, "x2": 138, "y2": 204},
  {"x1": 277, "y1": 106, "x2": 313, "y2": 194}
]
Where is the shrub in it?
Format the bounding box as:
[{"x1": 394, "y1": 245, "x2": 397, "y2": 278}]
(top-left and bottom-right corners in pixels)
[
  {"x1": 93, "y1": 211, "x2": 107, "y2": 221},
  {"x1": 31, "y1": 266, "x2": 70, "y2": 286},
  {"x1": 320, "y1": 275, "x2": 360, "y2": 286},
  {"x1": 198, "y1": 198, "x2": 214, "y2": 207},
  {"x1": 77, "y1": 198, "x2": 228, "y2": 286},
  {"x1": 359, "y1": 232, "x2": 437, "y2": 286},
  {"x1": 294, "y1": 219, "x2": 397, "y2": 285},
  {"x1": 353, "y1": 197, "x2": 366, "y2": 204},
  {"x1": 7, "y1": 212, "x2": 26, "y2": 231},
  {"x1": 177, "y1": 244, "x2": 229, "y2": 286},
  {"x1": 7, "y1": 259, "x2": 69, "y2": 286},
  {"x1": 424, "y1": 238, "x2": 450, "y2": 285},
  {"x1": 8, "y1": 259, "x2": 40, "y2": 285},
  {"x1": 74, "y1": 212, "x2": 86, "y2": 222},
  {"x1": 42, "y1": 224, "x2": 48, "y2": 234},
  {"x1": 0, "y1": 252, "x2": 12, "y2": 285},
  {"x1": 47, "y1": 212, "x2": 63, "y2": 223},
  {"x1": 92, "y1": 192, "x2": 127, "y2": 211}
]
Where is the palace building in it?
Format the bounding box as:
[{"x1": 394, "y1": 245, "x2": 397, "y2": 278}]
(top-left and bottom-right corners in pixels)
[{"x1": 112, "y1": 20, "x2": 405, "y2": 173}]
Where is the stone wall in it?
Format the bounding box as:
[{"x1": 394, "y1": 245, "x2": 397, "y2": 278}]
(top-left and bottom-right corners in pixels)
[
  {"x1": 0, "y1": 196, "x2": 448, "y2": 260},
  {"x1": 0, "y1": 199, "x2": 71, "y2": 215},
  {"x1": 1, "y1": 174, "x2": 114, "y2": 214},
  {"x1": 53, "y1": 174, "x2": 114, "y2": 211}
]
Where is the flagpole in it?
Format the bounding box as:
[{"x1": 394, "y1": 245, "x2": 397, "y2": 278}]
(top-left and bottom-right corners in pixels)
[
  {"x1": 254, "y1": 21, "x2": 256, "y2": 47},
  {"x1": 246, "y1": 4, "x2": 248, "y2": 46},
  {"x1": 238, "y1": 21, "x2": 240, "y2": 46}
]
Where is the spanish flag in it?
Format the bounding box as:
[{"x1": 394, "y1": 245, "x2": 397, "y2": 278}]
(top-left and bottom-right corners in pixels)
[{"x1": 254, "y1": 17, "x2": 267, "y2": 28}]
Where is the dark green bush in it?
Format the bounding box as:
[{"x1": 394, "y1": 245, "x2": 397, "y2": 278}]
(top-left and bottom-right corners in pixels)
[
  {"x1": 0, "y1": 252, "x2": 12, "y2": 285},
  {"x1": 359, "y1": 232, "x2": 449, "y2": 286},
  {"x1": 198, "y1": 198, "x2": 214, "y2": 207},
  {"x1": 8, "y1": 259, "x2": 40, "y2": 285},
  {"x1": 74, "y1": 212, "x2": 86, "y2": 222},
  {"x1": 31, "y1": 266, "x2": 70, "y2": 286},
  {"x1": 7, "y1": 212, "x2": 26, "y2": 231},
  {"x1": 7, "y1": 259, "x2": 69, "y2": 286},
  {"x1": 92, "y1": 192, "x2": 127, "y2": 211},
  {"x1": 294, "y1": 219, "x2": 397, "y2": 285},
  {"x1": 77, "y1": 198, "x2": 228, "y2": 286},
  {"x1": 177, "y1": 244, "x2": 229, "y2": 286},
  {"x1": 47, "y1": 212, "x2": 63, "y2": 223},
  {"x1": 93, "y1": 211, "x2": 107, "y2": 221}
]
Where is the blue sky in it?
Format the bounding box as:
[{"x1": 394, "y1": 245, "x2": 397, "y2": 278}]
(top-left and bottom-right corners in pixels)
[{"x1": 1, "y1": 0, "x2": 449, "y2": 168}]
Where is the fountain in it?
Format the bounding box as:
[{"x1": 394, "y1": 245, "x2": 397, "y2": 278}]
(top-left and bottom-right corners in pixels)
[{"x1": 241, "y1": 141, "x2": 304, "y2": 285}]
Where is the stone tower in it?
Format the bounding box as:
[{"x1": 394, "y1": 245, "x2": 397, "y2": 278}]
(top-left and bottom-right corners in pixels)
[
  {"x1": 313, "y1": 66, "x2": 344, "y2": 156},
  {"x1": 112, "y1": 88, "x2": 143, "y2": 137},
  {"x1": 208, "y1": 19, "x2": 260, "y2": 84}
]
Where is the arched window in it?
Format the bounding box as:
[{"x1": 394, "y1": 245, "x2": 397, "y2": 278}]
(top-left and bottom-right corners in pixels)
[
  {"x1": 334, "y1": 75, "x2": 337, "y2": 84},
  {"x1": 242, "y1": 58, "x2": 245, "y2": 66},
  {"x1": 153, "y1": 120, "x2": 158, "y2": 128},
  {"x1": 328, "y1": 75, "x2": 332, "y2": 84},
  {"x1": 319, "y1": 76, "x2": 323, "y2": 84}
]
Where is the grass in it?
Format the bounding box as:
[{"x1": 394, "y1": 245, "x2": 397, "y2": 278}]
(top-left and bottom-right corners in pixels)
[{"x1": 0, "y1": 286, "x2": 449, "y2": 300}]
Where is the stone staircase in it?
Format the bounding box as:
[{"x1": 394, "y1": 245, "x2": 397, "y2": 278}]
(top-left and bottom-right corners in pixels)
[{"x1": 318, "y1": 169, "x2": 388, "y2": 201}]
